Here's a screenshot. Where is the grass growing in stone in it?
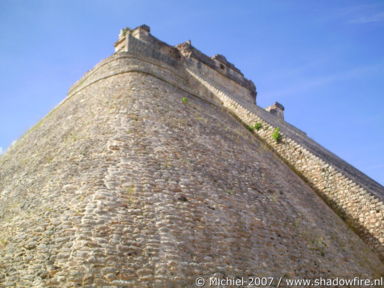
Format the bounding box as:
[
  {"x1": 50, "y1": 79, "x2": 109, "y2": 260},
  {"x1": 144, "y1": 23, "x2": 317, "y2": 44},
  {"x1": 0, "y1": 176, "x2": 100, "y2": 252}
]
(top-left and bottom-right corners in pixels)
[
  {"x1": 308, "y1": 237, "x2": 327, "y2": 257},
  {"x1": 126, "y1": 185, "x2": 136, "y2": 195},
  {"x1": 225, "y1": 189, "x2": 235, "y2": 195},
  {"x1": 254, "y1": 122, "x2": 262, "y2": 131},
  {"x1": 247, "y1": 123, "x2": 263, "y2": 132},
  {"x1": 0, "y1": 238, "x2": 8, "y2": 248},
  {"x1": 181, "y1": 97, "x2": 188, "y2": 104},
  {"x1": 272, "y1": 127, "x2": 282, "y2": 143}
]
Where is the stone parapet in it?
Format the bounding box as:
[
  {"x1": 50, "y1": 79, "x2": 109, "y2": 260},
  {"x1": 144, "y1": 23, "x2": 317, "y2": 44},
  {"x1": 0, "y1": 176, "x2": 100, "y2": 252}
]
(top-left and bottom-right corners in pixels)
[
  {"x1": 177, "y1": 42, "x2": 256, "y2": 102},
  {"x1": 112, "y1": 25, "x2": 256, "y2": 103}
]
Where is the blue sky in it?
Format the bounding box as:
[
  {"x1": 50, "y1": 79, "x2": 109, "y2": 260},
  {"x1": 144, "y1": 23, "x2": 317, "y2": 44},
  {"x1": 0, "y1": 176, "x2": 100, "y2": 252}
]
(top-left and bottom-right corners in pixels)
[{"x1": 0, "y1": 0, "x2": 383, "y2": 184}]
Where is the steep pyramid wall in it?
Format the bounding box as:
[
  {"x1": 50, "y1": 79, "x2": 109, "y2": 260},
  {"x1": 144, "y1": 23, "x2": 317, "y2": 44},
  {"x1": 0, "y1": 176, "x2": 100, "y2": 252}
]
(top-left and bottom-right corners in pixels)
[{"x1": 0, "y1": 26, "x2": 383, "y2": 287}]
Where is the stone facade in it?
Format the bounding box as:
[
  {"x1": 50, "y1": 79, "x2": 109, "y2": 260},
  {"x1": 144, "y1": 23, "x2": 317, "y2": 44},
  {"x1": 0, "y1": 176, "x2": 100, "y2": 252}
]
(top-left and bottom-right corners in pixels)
[
  {"x1": 186, "y1": 61, "x2": 384, "y2": 262},
  {"x1": 0, "y1": 25, "x2": 383, "y2": 287}
]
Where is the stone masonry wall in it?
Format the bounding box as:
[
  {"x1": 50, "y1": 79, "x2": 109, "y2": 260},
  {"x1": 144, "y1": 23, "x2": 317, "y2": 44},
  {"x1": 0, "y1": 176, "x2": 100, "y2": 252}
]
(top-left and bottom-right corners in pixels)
[
  {"x1": 176, "y1": 42, "x2": 257, "y2": 102},
  {"x1": 1, "y1": 26, "x2": 383, "y2": 287},
  {"x1": 1, "y1": 56, "x2": 384, "y2": 287},
  {"x1": 71, "y1": 26, "x2": 384, "y2": 261},
  {"x1": 183, "y1": 56, "x2": 256, "y2": 105},
  {"x1": 186, "y1": 68, "x2": 384, "y2": 261},
  {"x1": 114, "y1": 26, "x2": 256, "y2": 104}
]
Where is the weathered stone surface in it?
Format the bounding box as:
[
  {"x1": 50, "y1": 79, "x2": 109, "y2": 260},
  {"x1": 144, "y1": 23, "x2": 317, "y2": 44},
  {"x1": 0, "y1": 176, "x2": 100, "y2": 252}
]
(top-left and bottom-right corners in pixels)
[
  {"x1": 188, "y1": 69, "x2": 384, "y2": 261},
  {"x1": 0, "y1": 25, "x2": 383, "y2": 287}
]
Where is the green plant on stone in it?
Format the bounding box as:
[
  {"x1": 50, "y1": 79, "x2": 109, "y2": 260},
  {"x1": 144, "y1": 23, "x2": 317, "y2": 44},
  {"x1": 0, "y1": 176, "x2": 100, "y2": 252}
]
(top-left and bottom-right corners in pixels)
[
  {"x1": 254, "y1": 122, "x2": 262, "y2": 131},
  {"x1": 247, "y1": 123, "x2": 262, "y2": 132},
  {"x1": 181, "y1": 97, "x2": 188, "y2": 104},
  {"x1": 246, "y1": 125, "x2": 254, "y2": 132},
  {"x1": 0, "y1": 239, "x2": 8, "y2": 248},
  {"x1": 272, "y1": 127, "x2": 282, "y2": 143},
  {"x1": 226, "y1": 189, "x2": 235, "y2": 195},
  {"x1": 308, "y1": 237, "x2": 327, "y2": 257}
]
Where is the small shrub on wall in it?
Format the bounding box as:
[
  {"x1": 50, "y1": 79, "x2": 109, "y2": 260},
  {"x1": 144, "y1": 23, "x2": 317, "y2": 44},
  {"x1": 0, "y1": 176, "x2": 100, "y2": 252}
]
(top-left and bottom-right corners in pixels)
[{"x1": 272, "y1": 127, "x2": 282, "y2": 143}]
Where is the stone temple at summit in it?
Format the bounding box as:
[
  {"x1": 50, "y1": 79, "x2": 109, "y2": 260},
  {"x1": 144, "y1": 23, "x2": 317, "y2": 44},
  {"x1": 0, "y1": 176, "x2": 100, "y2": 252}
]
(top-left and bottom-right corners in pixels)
[{"x1": 0, "y1": 25, "x2": 383, "y2": 287}]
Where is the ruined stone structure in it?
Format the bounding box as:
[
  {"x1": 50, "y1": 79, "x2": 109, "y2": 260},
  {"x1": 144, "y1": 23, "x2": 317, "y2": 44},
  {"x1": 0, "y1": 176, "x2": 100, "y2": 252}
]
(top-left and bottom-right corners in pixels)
[{"x1": 0, "y1": 25, "x2": 383, "y2": 287}]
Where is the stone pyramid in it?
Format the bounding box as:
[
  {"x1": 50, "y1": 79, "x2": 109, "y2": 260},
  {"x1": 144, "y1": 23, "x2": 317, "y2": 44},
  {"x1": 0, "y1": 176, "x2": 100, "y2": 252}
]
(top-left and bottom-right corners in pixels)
[{"x1": 0, "y1": 25, "x2": 383, "y2": 287}]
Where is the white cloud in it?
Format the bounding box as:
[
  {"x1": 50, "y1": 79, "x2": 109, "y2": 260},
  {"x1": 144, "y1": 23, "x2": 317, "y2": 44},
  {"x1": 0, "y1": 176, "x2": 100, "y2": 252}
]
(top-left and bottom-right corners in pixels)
[
  {"x1": 265, "y1": 63, "x2": 383, "y2": 99},
  {"x1": 364, "y1": 163, "x2": 384, "y2": 170},
  {"x1": 350, "y1": 11, "x2": 384, "y2": 24},
  {"x1": 338, "y1": 4, "x2": 384, "y2": 24}
]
